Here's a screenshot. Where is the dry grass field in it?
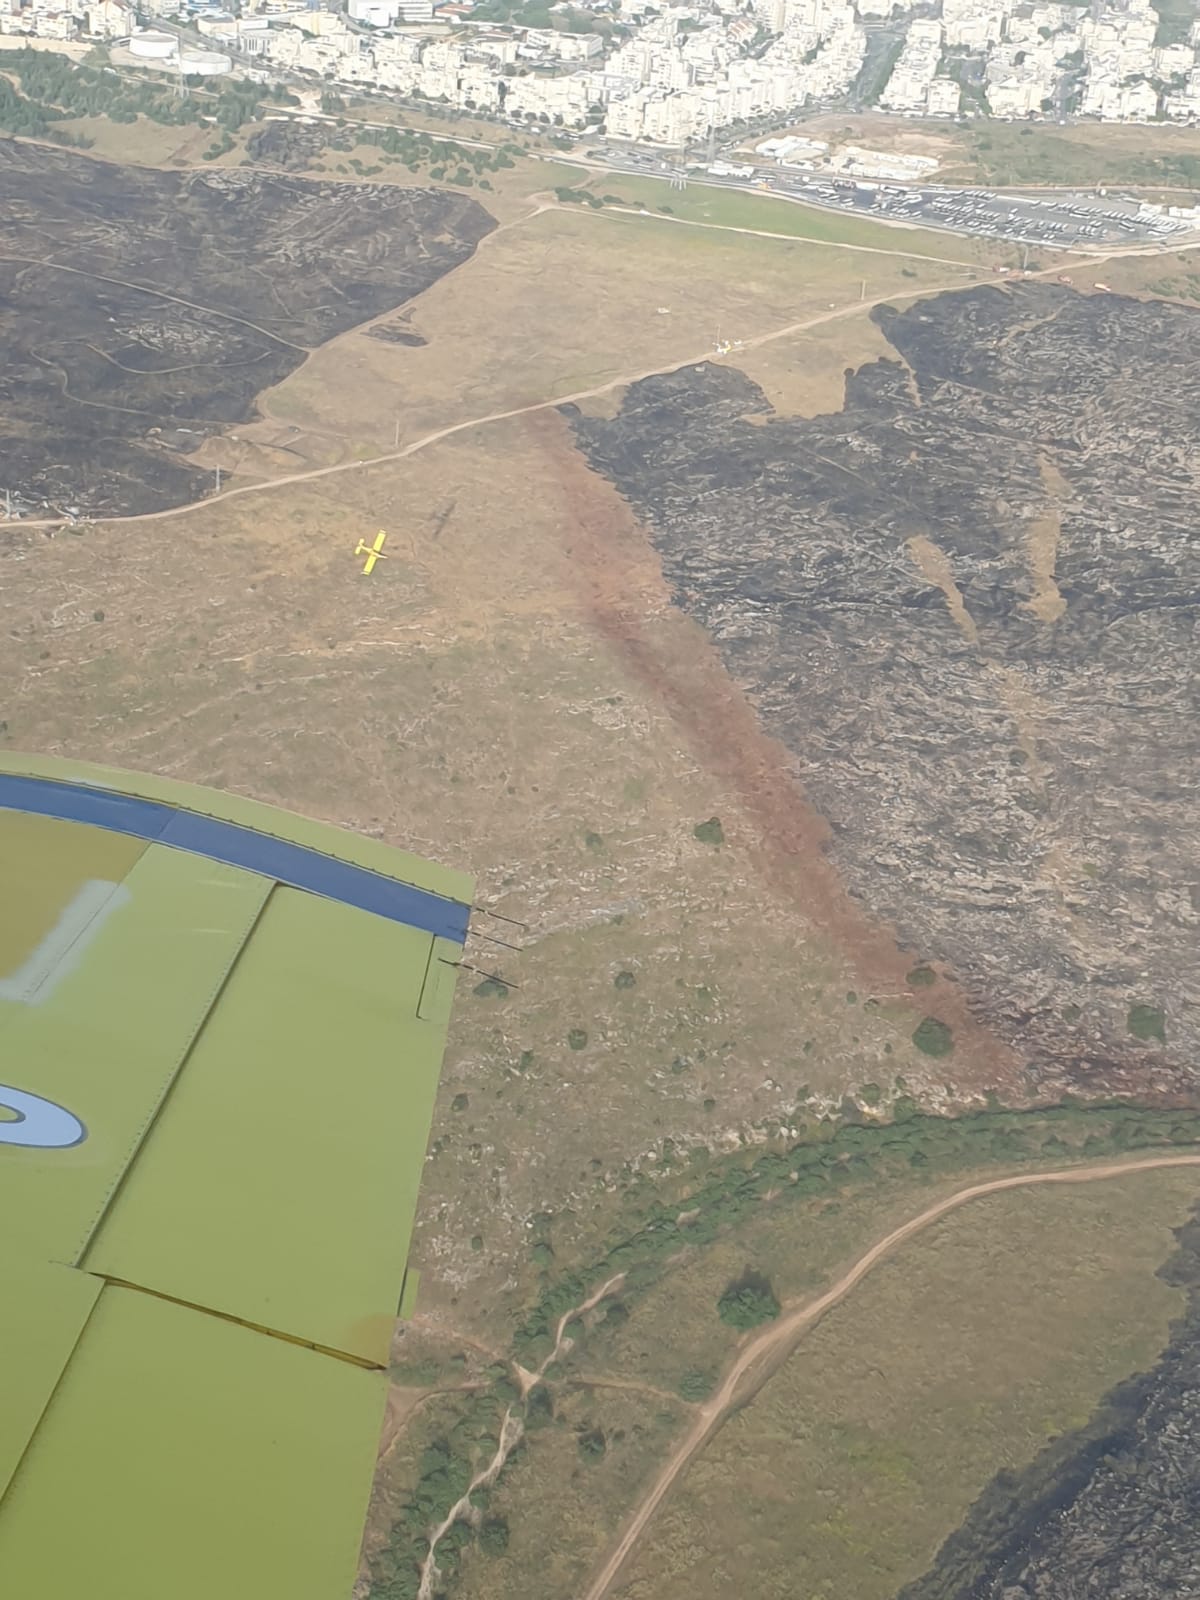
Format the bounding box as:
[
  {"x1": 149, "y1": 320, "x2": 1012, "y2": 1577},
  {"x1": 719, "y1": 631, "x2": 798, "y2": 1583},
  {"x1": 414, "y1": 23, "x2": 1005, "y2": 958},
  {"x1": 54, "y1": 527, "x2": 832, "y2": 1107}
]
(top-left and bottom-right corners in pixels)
[
  {"x1": 0, "y1": 408, "x2": 967, "y2": 1341},
  {"x1": 5, "y1": 119, "x2": 1198, "y2": 1600},
  {"x1": 255, "y1": 205, "x2": 989, "y2": 458},
  {"x1": 605, "y1": 1168, "x2": 1200, "y2": 1600},
  {"x1": 1, "y1": 131, "x2": 1161, "y2": 1347},
  {"x1": 731, "y1": 311, "x2": 907, "y2": 418},
  {"x1": 54, "y1": 114, "x2": 213, "y2": 166},
  {"x1": 1086, "y1": 246, "x2": 1200, "y2": 302}
]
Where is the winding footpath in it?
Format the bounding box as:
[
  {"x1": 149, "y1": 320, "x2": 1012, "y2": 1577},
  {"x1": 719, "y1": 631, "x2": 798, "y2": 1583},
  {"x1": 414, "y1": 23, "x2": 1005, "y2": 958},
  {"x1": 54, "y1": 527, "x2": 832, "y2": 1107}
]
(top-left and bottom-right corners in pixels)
[
  {"x1": 580, "y1": 1152, "x2": 1200, "y2": 1600},
  {"x1": 416, "y1": 1272, "x2": 626, "y2": 1600},
  {"x1": 8, "y1": 268, "x2": 989, "y2": 533},
  {"x1": 11, "y1": 235, "x2": 1185, "y2": 536}
]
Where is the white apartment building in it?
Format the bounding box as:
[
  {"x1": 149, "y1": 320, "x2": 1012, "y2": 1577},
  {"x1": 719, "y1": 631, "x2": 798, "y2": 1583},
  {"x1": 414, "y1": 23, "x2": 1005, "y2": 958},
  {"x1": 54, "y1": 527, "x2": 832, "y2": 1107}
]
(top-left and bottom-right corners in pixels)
[
  {"x1": 879, "y1": 16, "x2": 942, "y2": 112},
  {"x1": 1083, "y1": 76, "x2": 1159, "y2": 118},
  {"x1": 942, "y1": 0, "x2": 1010, "y2": 51},
  {"x1": 522, "y1": 27, "x2": 602, "y2": 60},
  {"x1": 1164, "y1": 63, "x2": 1200, "y2": 116},
  {"x1": 987, "y1": 74, "x2": 1044, "y2": 115},
  {"x1": 925, "y1": 76, "x2": 960, "y2": 114},
  {"x1": 1155, "y1": 41, "x2": 1194, "y2": 78},
  {"x1": 349, "y1": 0, "x2": 398, "y2": 26},
  {"x1": 12, "y1": 5, "x2": 75, "y2": 32},
  {"x1": 85, "y1": 0, "x2": 133, "y2": 36}
]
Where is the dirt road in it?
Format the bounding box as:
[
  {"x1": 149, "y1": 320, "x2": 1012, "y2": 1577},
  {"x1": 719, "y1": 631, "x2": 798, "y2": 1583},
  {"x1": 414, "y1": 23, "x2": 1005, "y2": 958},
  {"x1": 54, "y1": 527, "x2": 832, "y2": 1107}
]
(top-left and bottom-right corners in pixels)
[
  {"x1": 580, "y1": 1152, "x2": 1200, "y2": 1600},
  {"x1": 19, "y1": 226, "x2": 1175, "y2": 539}
]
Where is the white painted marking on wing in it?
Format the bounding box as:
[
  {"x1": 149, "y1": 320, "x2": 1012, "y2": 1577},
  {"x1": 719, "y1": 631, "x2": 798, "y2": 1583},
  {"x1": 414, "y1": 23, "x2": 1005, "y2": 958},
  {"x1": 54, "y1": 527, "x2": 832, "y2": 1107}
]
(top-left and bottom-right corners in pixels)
[
  {"x1": 0, "y1": 1086, "x2": 86, "y2": 1147},
  {"x1": 0, "y1": 879, "x2": 131, "y2": 1004}
]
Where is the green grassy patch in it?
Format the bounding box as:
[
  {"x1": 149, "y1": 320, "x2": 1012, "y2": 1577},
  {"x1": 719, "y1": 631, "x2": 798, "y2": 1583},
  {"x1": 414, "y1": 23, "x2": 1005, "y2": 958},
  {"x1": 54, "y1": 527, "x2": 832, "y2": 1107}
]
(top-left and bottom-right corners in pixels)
[
  {"x1": 961, "y1": 121, "x2": 1200, "y2": 189},
  {"x1": 510, "y1": 1100, "x2": 1200, "y2": 1366},
  {"x1": 0, "y1": 46, "x2": 296, "y2": 143},
  {"x1": 621, "y1": 1171, "x2": 1197, "y2": 1600},
  {"x1": 1151, "y1": 0, "x2": 1195, "y2": 45},
  {"x1": 570, "y1": 169, "x2": 982, "y2": 258}
]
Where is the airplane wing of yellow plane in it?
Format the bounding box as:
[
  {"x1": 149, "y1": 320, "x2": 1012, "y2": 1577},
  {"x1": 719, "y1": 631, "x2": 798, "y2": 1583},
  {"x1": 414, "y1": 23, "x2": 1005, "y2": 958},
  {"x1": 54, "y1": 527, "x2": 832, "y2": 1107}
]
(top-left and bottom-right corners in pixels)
[
  {"x1": 355, "y1": 530, "x2": 388, "y2": 575},
  {"x1": 0, "y1": 753, "x2": 472, "y2": 1600}
]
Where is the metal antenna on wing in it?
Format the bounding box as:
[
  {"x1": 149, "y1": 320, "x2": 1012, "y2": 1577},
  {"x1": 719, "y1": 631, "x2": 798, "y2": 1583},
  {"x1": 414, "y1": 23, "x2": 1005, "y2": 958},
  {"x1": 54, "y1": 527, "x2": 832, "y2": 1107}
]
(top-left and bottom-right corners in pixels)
[
  {"x1": 472, "y1": 904, "x2": 528, "y2": 930},
  {"x1": 439, "y1": 959, "x2": 520, "y2": 989},
  {"x1": 468, "y1": 927, "x2": 522, "y2": 952}
]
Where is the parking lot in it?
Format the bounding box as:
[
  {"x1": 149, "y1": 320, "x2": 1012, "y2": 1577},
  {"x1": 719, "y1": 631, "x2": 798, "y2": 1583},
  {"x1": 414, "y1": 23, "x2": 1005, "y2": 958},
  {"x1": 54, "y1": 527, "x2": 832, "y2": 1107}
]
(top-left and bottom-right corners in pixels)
[{"x1": 586, "y1": 145, "x2": 1194, "y2": 250}]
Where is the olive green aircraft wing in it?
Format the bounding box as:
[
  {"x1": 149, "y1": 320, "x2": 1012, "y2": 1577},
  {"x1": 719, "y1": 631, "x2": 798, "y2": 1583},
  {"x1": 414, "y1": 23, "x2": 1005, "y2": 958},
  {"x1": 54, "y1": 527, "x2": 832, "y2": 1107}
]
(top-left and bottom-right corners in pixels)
[{"x1": 0, "y1": 754, "x2": 472, "y2": 1600}]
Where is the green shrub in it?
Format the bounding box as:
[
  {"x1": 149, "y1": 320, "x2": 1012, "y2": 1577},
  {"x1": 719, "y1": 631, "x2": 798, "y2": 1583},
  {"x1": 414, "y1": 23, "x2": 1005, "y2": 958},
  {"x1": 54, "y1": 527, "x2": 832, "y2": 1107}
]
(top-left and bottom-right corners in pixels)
[
  {"x1": 913, "y1": 1017, "x2": 954, "y2": 1057},
  {"x1": 906, "y1": 964, "x2": 937, "y2": 987},
  {"x1": 1128, "y1": 1003, "x2": 1166, "y2": 1042},
  {"x1": 525, "y1": 1384, "x2": 554, "y2": 1429},
  {"x1": 677, "y1": 1367, "x2": 716, "y2": 1401},
  {"x1": 693, "y1": 816, "x2": 724, "y2": 846},
  {"x1": 717, "y1": 1268, "x2": 780, "y2": 1329},
  {"x1": 577, "y1": 1427, "x2": 606, "y2": 1461},
  {"x1": 479, "y1": 1516, "x2": 509, "y2": 1555}
]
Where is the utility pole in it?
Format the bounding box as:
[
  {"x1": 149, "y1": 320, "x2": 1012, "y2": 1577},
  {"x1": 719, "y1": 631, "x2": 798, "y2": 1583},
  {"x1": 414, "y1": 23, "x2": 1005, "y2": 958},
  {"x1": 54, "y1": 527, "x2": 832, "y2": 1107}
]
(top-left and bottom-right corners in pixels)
[
  {"x1": 214, "y1": 465, "x2": 222, "y2": 494},
  {"x1": 3, "y1": 488, "x2": 10, "y2": 521},
  {"x1": 394, "y1": 415, "x2": 401, "y2": 449}
]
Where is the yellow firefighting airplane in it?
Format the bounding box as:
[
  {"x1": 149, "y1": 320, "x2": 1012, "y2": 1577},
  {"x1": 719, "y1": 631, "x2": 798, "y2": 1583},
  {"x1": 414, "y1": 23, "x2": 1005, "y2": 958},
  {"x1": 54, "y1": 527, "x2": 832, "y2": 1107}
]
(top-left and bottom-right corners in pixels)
[{"x1": 354, "y1": 531, "x2": 388, "y2": 575}]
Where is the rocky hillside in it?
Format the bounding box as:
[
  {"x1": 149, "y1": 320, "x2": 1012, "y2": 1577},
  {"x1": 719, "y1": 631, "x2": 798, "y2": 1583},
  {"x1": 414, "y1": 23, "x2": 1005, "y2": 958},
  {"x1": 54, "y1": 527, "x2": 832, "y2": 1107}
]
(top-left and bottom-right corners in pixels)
[{"x1": 565, "y1": 284, "x2": 1199, "y2": 1097}]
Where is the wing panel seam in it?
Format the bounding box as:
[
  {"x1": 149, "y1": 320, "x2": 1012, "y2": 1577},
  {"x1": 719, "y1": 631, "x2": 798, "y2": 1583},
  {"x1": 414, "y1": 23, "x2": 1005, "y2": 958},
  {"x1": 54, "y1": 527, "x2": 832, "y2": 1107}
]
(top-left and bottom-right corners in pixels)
[
  {"x1": 70, "y1": 878, "x2": 276, "y2": 1267},
  {"x1": 0, "y1": 1275, "x2": 105, "y2": 1516},
  {"x1": 94, "y1": 1275, "x2": 386, "y2": 1371}
]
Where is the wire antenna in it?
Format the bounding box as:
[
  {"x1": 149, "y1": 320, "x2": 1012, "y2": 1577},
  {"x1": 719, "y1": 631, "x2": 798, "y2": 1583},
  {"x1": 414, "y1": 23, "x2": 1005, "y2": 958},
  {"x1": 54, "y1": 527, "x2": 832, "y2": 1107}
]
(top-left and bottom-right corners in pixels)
[
  {"x1": 467, "y1": 928, "x2": 523, "y2": 952},
  {"x1": 472, "y1": 904, "x2": 529, "y2": 930},
  {"x1": 440, "y1": 958, "x2": 519, "y2": 989}
]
